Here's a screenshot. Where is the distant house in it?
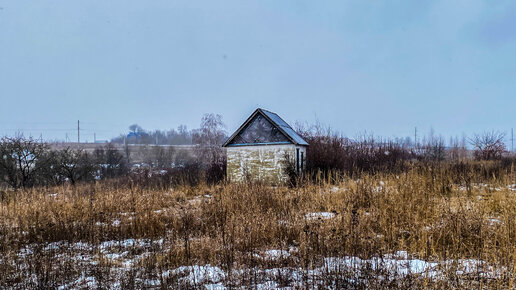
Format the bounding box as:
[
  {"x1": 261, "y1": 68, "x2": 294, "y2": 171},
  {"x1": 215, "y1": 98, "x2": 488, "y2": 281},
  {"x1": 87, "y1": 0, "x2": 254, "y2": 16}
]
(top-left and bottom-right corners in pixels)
[
  {"x1": 127, "y1": 132, "x2": 141, "y2": 139},
  {"x1": 222, "y1": 108, "x2": 308, "y2": 183}
]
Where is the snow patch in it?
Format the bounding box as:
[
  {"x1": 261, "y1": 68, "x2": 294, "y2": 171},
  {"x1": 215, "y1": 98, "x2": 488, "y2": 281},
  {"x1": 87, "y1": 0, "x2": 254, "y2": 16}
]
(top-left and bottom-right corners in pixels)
[
  {"x1": 306, "y1": 212, "x2": 336, "y2": 220},
  {"x1": 164, "y1": 265, "x2": 225, "y2": 286}
]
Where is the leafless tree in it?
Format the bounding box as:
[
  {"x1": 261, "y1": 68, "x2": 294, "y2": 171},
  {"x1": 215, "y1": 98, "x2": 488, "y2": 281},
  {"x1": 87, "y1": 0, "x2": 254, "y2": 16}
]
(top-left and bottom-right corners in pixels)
[
  {"x1": 448, "y1": 135, "x2": 468, "y2": 161},
  {"x1": 194, "y1": 113, "x2": 227, "y2": 165},
  {"x1": 173, "y1": 148, "x2": 195, "y2": 167},
  {"x1": 469, "y1": 131, "x2": 507, "y2": 160},
  {"x1": 192, "y1": 114, "x2": 227, "y2": 183},
  {"x1": 54, "y1": 147, "x2": 95, "y2": 185},
  {"x1": 140, "y1": 146, "x2": 175, "y2": 168},
  {"x1": 94, "y1": 143, "x2": 129, "y2": 178},
  {"x1": 0, "y1": 136, "x2": 50, "y2": 189},
  {"x1": 422, "y1": 130, "x2": 446, "y2": 161},
  {"x1": 153, "y1": 146, "x2": 175, "y2": 168}
]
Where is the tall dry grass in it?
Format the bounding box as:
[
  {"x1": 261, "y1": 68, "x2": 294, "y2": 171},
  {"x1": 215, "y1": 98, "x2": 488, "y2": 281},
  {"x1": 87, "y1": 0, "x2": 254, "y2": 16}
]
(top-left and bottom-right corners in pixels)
[{"x1": 1, "y1": 163, "x2": 516, "y2": 288}]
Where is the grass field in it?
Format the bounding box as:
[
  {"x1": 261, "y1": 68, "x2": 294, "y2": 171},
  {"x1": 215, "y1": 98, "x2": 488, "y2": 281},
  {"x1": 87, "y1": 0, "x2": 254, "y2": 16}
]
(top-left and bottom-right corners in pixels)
[{"x1": 1, "y1": 164, "x2": 516, "y2": 288}]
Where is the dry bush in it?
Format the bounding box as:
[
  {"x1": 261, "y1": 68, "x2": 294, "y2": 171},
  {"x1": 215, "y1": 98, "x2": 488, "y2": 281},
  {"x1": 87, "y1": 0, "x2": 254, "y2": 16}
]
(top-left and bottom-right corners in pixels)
[
  {"x1": 298, "y1": 130, "x2": 414, "y2": 177},
  {"x1": 469, "y1": 131, "x2": 507, "y2": 161}
]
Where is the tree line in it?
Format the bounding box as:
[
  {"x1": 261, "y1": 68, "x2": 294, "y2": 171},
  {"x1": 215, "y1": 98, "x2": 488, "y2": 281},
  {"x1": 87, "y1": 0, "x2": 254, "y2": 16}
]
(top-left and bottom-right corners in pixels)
[
  {"x1": 0, "y1": 114, "x2": 228, "y2": 190},
  {"x1": 2, "y1": 112, "x2": 513, "y2": 189},
  {"x1": 0, "y1": 137, "x2": 128, "y2": 189},
  {"x1": 295, "y1": 125, "x2": 513, "y2": 179},
  {"x1": 110, "y1": 120, "x2": 227, "y2": 146}
]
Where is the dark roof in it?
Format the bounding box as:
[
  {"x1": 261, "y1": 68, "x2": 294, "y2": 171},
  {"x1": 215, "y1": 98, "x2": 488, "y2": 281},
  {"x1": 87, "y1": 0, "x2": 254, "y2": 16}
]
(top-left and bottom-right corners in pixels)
[{"x1": 222, "y1": 108, "x2": 309, "y2": 147}]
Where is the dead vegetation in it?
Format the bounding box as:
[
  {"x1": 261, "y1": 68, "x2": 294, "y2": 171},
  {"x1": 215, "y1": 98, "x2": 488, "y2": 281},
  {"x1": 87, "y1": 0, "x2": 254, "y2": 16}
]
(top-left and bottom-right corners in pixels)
[{"x1": 1, "y1": 163, "x2": 516, "y2": 288}]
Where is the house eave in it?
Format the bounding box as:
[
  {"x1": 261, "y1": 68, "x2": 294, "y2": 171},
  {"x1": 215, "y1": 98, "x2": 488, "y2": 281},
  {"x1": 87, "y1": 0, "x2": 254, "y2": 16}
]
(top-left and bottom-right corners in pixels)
[{"x1": 226, "y1": 142, "x2": 293, "y2": 147}]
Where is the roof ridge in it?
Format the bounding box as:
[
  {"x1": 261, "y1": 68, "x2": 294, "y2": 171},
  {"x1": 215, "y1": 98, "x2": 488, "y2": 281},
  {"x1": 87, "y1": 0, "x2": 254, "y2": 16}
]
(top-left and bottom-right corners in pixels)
[
  {"x1": 261, "y1": 110, "x2": 293, "y2": 129},
  {"x1": 258, "y1": 108, "x2": 274, "y2": 114}
]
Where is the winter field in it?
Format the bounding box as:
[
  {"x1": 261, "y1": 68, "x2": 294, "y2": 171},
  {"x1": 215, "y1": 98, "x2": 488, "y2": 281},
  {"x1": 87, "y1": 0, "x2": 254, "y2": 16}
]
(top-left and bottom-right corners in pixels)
[{"x1": 1, "y1": 165, "x2": 516, "y2": 289}]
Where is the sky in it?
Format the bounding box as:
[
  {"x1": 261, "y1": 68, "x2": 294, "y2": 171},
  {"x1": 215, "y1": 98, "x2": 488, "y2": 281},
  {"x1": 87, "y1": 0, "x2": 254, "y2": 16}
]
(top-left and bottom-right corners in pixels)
[{"x1": 1, "y1": 0, "x2": 516, "y2": 143}]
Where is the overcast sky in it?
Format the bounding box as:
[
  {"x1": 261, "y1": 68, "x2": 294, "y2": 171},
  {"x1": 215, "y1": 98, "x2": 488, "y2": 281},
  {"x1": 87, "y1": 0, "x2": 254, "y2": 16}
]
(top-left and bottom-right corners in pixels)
[{"x1": 1, "y1": 1, "x2": 515, "y2": 142}]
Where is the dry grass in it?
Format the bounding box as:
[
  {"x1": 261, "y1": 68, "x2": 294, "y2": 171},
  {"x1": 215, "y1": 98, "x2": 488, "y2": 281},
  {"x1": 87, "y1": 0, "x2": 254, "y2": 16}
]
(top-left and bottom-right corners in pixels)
[{"x1": 1, "y1": 166, "x2": 516, "y2": 288}]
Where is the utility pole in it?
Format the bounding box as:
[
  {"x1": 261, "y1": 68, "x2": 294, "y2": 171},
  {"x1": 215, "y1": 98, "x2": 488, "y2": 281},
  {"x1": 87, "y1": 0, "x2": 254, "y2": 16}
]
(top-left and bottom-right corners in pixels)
[
  {"x1": 414, "y1": 127, "x2": 418, "y2": 148},
  {"x1": 94, "y1": 133, "x2": 96, "y2": 143},
  {"x1": 77, "y1": 120, "x2": 80, "y2": 143},
  {"x1": 512, "y1": 128, "x2": 514, "y2": 153}
]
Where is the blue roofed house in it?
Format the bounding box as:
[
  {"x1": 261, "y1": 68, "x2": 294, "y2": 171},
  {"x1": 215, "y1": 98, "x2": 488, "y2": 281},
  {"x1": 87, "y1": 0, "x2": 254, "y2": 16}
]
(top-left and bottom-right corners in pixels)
[{"x1": 222, "y1": 108, "x2": 309, "y2": 183}]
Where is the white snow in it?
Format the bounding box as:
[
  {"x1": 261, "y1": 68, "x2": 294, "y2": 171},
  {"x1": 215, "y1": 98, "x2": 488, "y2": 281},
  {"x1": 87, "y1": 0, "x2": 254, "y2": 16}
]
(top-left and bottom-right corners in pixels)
[
  {"x1": 58, "y1": 274, "x2": 98, "y2": 289},
  {"x1": 488, "y1": 218, "x2": 501, "y2": 226},
  {"x1": 306, "y1": 212, "x2": 336, "y2": 220},
  {"x1": 17, "y1": 238, "x2": 506, "y2": 288},
  {"x1": 264, "y1": 249, "x2": 290, "y2": 259},
  {"x1": 163, "y1": 265, "x2": 225, "y2": 286},
  {"x1": 325, "y1": 253, "x2": 439, "y2": 277},
  {"x1": 254, "y1": 249, "x2": 292, "y2": 261},
  {"x1": 330, "y1": 186, "x2": 340, "y2": 193}
]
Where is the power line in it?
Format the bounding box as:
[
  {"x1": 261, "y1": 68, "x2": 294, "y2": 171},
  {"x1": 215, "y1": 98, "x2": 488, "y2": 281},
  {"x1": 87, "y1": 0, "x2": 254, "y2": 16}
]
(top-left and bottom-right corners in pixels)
[{"x1": 0, "y1": 128, "x2": 79, "y2": 131}]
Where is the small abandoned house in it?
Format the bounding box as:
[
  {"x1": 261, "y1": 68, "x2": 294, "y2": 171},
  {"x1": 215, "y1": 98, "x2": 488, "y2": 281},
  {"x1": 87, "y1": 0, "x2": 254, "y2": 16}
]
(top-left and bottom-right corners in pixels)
[{"x1": 222, "y1": 108, "x2": 309, "y2": 183}]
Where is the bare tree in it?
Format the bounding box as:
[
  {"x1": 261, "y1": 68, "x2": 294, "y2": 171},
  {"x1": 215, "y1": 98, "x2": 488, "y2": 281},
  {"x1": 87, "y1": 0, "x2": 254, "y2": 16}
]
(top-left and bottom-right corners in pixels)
[
  {"x1": 469, "y1": 131, "x2": 507, "y2": 160},
  {"x1": 139, "y1": 146, "x2": 175, "y2": 168},
  {"x1": 0, "y1": 136, "x2": 50, "y2": 189},
  {"x1": 195, "y1": 114, "x2": 226, "y2": 146},
  {"x1": 153, "y1": 146, "x2": 175, "y2": 168},
  {"x1": 192, "y1": 114, "x2": 227, "y2": 183},
  {"x1": 55, "y1": 147, "x2": 95, "y2": 185},
  {"x1": 422, "y1": 131, "x2": 446, "y2": 161},
  {"x1": 448, "y1": 135, "x2": 468, "y2": 161},
  {"x1": 94, "y1": 143, "x2": 129, "y2": 178},
  {"x1": 194, "y1": 113, "x2": 227, "y2": 165}
]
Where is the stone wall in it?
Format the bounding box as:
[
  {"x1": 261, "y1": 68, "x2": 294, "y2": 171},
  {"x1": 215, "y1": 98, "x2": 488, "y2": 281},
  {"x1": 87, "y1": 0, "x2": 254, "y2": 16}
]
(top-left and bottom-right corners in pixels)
[{"x1": 226, "y1": 144, "x2": 306, "y2": 184}]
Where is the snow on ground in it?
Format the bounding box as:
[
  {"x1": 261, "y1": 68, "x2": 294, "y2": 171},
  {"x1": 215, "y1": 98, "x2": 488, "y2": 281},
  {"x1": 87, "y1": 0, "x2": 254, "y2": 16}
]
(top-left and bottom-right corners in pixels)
[
  {"x1": 163, "y1": 265, "x2": 226, "y2": 286},
  {"x1": 329, "y1": 186, "x2": 347, "y2": 193},
  {"x1": 58, "y1": 274, "x2": 98, "y2": 290},
  {"x1": 457, "y1": 183, "x2": 516, "y2": 192},
  {"x1": 263, "y1": 249, "x2": 291, "y2": 260},
  {"x1": 488, "y1": 218, "x2": 502, "y2": 226},
  {"x1": 305, "y1": 212, "x2": 336, "y2": 220},
  {"x1": 157, "y1": 250, "x2": 503, "y2": 288},
  {"x1": 254, "y1": 248, "x2": 294, "y2": 261},
  {"x1": 324, "y1": 251, "x2": 439, "y2": 278},
  {"x1": 99, "y1": 238, "x2": 163, "y2": 250},
  {"x1": 18, "y1": 238, "x2": 165, "y2": 272},
  {"x1": 14, "y1": 240, "x2": 505, "y2": 288}
]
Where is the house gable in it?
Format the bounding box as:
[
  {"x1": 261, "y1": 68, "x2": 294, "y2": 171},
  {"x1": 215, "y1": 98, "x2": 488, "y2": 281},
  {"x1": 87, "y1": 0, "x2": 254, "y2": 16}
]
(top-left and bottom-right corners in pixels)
[
  {"x1": 226, "y1": 113, "x2": 291, "y2": 146},
  {"x1": 223, "y1": 108, "x2": 309, "y2": 147}
]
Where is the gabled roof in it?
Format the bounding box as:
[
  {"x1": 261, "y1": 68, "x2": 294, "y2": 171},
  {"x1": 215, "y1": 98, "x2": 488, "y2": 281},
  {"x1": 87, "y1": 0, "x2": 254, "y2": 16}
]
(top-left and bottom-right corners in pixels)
[{"x1": 222, "y1": 108, "x2": 309, "y2": 147}]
